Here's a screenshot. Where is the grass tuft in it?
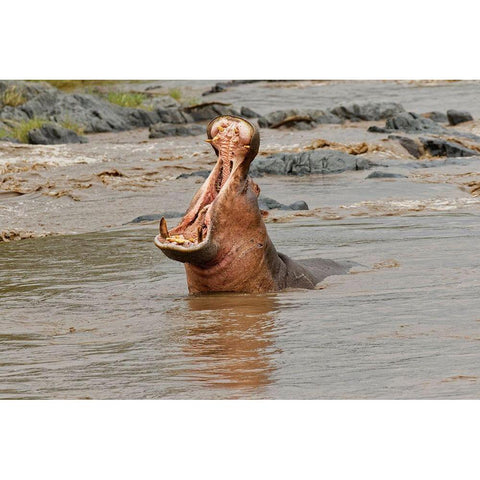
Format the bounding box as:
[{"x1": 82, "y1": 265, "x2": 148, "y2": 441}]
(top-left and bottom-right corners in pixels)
[
  {"x1": 105, "y1": 91, "x2": 149, "y2": 108},
  {"x1": 9, "y1": 118, "x2": 48, "y2": 143},
  {"x1": 2, "y1": 85, "x2": 27, "y2": 107},
  {"x1": 168, "y1": 88, "x2": 182, "y2": 101},
  {"x1": 59, "y1": 117, "x2": 85, "y2": 135}
]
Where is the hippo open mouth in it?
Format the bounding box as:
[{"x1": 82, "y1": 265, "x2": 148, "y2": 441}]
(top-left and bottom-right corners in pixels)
[{"x1": 154, "y1": 115, "x2": 261, "y2": 266}]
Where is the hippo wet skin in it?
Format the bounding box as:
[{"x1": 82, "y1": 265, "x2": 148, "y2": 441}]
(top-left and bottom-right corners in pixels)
[{"x1": 154, "y1": 115, "x2": 351, "y2": 293}]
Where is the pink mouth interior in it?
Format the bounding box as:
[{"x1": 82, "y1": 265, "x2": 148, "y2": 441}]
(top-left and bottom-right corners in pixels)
[{"x1": 156, "y1": 117, "x2": 253, "y2": 247}]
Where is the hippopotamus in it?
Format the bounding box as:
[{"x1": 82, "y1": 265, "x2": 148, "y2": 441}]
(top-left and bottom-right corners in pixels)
[{"x1": 154, "y1": 115, "x2": 352, "y2": 293}]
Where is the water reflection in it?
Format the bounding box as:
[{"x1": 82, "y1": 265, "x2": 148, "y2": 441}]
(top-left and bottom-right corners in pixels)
[{"x1": 179, "y1": 294, "x2": 280, "y2": 394}]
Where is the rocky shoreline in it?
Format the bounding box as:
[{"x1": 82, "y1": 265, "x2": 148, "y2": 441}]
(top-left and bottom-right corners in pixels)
[{"x1": 1, "y1": 80, "x2": 480, "y2": 242}]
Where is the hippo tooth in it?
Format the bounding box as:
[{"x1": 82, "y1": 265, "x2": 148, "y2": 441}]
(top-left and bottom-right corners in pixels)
[
  {"x1": 197, "y1": 226, "x2": 203, "y2": 243},
  {"x1": 204, "y1": 139, "x2": 213, "y2": 143},
  {"x1": 244, "y1": 145, "x2": 250, "y2": 150},
  {"x1": 160, "y1": 217, "x2": 169, "y2": 238}
]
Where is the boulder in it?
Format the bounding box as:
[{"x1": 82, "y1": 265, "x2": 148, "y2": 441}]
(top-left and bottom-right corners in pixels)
[
  {"x1": 446, "y1": 109, "x2": 473, "y2": 126},
  {"x1": 258, "y1": 196, "x2": 309, "y2": 210},
  {"x1": 257, "y1": 109, "x2": 342, "y2": 129},
  {"x1": 385, "y1": 112, "x2": 446, "y2": 133},
  {"x1": 149, "y1": 123, "x2": 203, "y2": 138},
  {"x1": 422, "y1": 111, "x2": 448, "y2": 123},
  {"x1": 240, "y1": 106, "x2": 260, "y2": 118},
  {"x1": 27, "y1": 123, "x2": 88, "y2": 145},
  {"x1": 419, "y1": 137, "x2": 479, "y2": 157},
  {"x1": 329, "y1": 102, "x2": 405, "y2": 121},
  {"x1": 250, "y1": 150, "x2": 373, "y2": 176},
  {"x1": 388, "y1": 135, "x2": 423, "y2": 158},
  {"x1": 181, "y1": 102, "x2": 240, "y2": 121}
]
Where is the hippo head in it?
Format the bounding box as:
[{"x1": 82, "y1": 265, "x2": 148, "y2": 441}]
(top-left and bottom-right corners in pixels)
[{"x1": 154, "y1": 115, "x2": 273, "y2": 292}]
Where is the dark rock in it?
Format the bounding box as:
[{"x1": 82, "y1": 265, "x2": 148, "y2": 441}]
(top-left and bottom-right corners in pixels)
[
  {"x1": 19, "y1": 92, "x2": 156, "y2": 133},
  {"x1": 367, "y1": 125, "x2": 389, "y2": 133},
  {"x1": 329, "y1": 102, "x2": 405, "y2": 121},
  {"x1": 388, "y1": 135, "x2": 423, "y2": 158},
  {"x1": 0, "y1": 105, "x2": 30, "y2": 123},
  {"x1": 176, "y1": 170, "x2": 211, "y2": 179},
  {"x1": 202, "y1": 83, "x2": 228, "y2": 96},
  {"x1": 155, "y1": 107, "x2": 192, "y2": 124},
  {"x1": 419, "y1": 137, "x2": 479, "y2": 157},
  {"x1": 27, "y1": 123, "x2": 87, "y2": 145},
  {"x1": 145, "y1": 96, "x2": 180, "y2": 109},
  {"x1": 422, "y1": 111, "x2": 448, "y2": 123},
  {"x1": 240, "y1": 106, "x2": 260, "y2": 118},
  {"x1": 182, "y1": 102, "x2": 240, "y2": 121},
  {"x1": 0, "y1": 80, "x2": 55, "y2": 105},
  {"x1": 447, "y1": 109, "x2": 473, "y2": 126},
  {"x1": 288, "y1": 200, "x2": 309, "y2": 210},
  {"x1": 385, "y1": 112, "x2": 446, "y2": 133},
  {"x1": 149, "y1": 123, "x2": 203, "y2": 138},
  {"x1": 250, "y1": 150, "x2": 373, "y2": 176},
  {"x1": 128, "y1": 212, "x2": 183, "y2": 224},
  {"x1": 366, "y1": 171, "x2": 407, "y2": 179},
  {"x1": 258, "y1": 196, "x2": 309, "y2": 210},
  {"x1": 258, "y1": 109, "x2": 342, "y2": 129}
]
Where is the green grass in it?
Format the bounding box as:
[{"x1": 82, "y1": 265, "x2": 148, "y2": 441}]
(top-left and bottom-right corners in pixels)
[
  {"x1": 0, "y1": 117, "x2": 85, "y2": 143},
  {"x1": 1, "y1": 85, "x2": 27, "y2": 107},
  {"x1": 59, "y1": 117, "x2": 84, "y2": 135},
  {"x1": 105, "y1": 91, "x2": 149, "y2": 108},
  {"x1": 8, "y1": 118, "x2": 48, "y2": 143},
  {"x1": 168, "y1": 88, "x2": 182, "y2": 101},
  {"x1": 0, "y1": 128, "x2": 10, "y2": 139}
]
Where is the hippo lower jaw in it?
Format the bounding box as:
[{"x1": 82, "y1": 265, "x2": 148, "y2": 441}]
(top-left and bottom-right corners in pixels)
[{"x1": 154, "y1": 115, "x2": 260, "y2": 267}]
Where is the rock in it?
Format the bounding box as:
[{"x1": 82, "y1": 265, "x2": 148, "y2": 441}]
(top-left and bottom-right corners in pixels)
[
  {"x1": 145, "y1": 95, "x2": 180, "y2": 109},
  {"x1": 288, "y1": 200, "x2": 309, "y2": 210},
  {"x1": 367, "y1": 125, "x2": 390, "y2": 133},
  {"x1": 258, "y1": 196, "x2": 309, "y2": 210},
  {"x1": 257, "y1": 109, "x2": 342, "y2": 129},
  {"x1": 202, "y1": 83, "x2": 228, "y2": 96},
  {"x1": 240, "y1": 106, "x2": 260, "y2": 118},
  {"x1": 250, "y1": 150, "x2": 373, "y2": 176},
  {"x1": 447, "y1": 109, "x2": 473, "y2": 126},
  {"x1": 388, "y1": 135, "x2": 423, "y2": 158},
  {"x1": 385, "y1": 112, "x2": 446, "y2": 133},
  {"x1": 176, "y1": 170, "x2": 211, "y2": 179},
  {"x1": 0, "y1": 80, "x2": 55, "y2": 106},
  {"x1": 419, "y1": 137, "x2": 479, "y2": 157},
  {"x1": 329, "y1": 102, "x2": 405, "y2": 121},
  {"x1": 155, "y1": 107, "x2": 192, "y2": 124},
  {"x1": 128, "y1": 212, "x2": 184, "y2": 224},
  {"x1": 149, "y1": 123, "x2": 204, "y2": 138},
  {"x1": 27, "y1": 123, "x2": 87, "y2": 145},
  {"x1": 422, "y1": 111, "x2": 448, "y2": 123},
  {"x1": 0, "y1": 105, "x2": 30, "y2": 123},
  {"x1": 366, "y1": 171, "x2": 407, "y2": 179},
  {"x1": 19, "y1": 92, "x2": 155, "y2": 133},
  {"x1": 182, "y1": 102, "x2": 240, "y2": 121}
]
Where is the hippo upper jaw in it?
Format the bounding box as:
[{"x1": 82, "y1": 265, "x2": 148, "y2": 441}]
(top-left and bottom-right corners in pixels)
[{"x1": 154, "y1": 115, "x2": 260, "y2": 267}]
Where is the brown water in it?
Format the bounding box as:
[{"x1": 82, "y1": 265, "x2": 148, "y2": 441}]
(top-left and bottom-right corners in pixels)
[
  {"x1": 2, "y1": 80, "x2": 480, "y2": 398},
  {"x1": 2, "y1": 208, "x2": 480, "y2": 399}
]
